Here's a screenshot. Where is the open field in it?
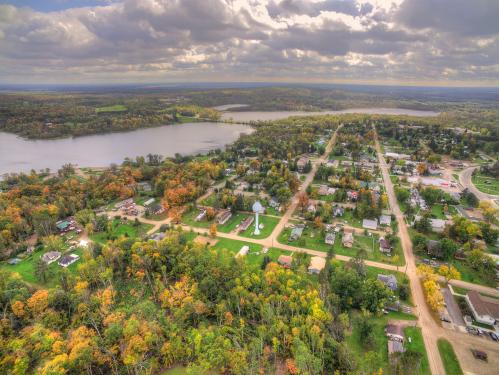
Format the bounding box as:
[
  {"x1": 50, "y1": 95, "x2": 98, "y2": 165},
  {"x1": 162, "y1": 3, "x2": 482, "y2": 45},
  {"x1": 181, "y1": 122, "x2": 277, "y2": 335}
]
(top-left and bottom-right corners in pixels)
[{"x1": 95, "y1": 104, "x2": 127, "y2": 113}]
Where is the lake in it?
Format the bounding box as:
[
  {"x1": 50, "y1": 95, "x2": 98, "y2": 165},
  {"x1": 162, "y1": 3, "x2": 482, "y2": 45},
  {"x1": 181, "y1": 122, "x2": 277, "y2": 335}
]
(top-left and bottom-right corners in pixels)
[
  {"x1": 0, "y1": 122, "x2": 252, "y2": 176},
  {"x1": 221, "y1": 107, "x2": 439, "y2": 122}
]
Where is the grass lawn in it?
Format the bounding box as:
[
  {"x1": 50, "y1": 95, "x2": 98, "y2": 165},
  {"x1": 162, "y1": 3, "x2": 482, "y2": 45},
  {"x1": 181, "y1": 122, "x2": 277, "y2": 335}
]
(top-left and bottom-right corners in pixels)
[
  {"x1": 239, "y1": 214, "x2": 279, "y2": 239},
  {"x1": 278, "y1": 226, "x2": 405, "y2": 266},
  {"x1": 437, "y1": 339, "x2": 463, "y2": 375},
  {"x1": 218, "y1": 213, "x2": 250, "y2": 233},
  {"x1": 0, "y1": 247, "x2": 85, "y2": 286},
  {"x1": 200, "y1": 193, "x2": 217, "y2": 207},
  {"x1": 430, "y1": 204, "x2": 457, "y2": 219},
  {"x1": 181, "y1": 210, "x2": 212, "y2": 229},
  {"x1": 148, "y1": 212, "x2": 169, "y2": 221},
  {"x1": 264, "y1": 206, "x2": 282, "y2": 217},
  {"x1": 472, "y1": 173, "x2": 499, "y2": 195},
  {"x1": 96, "y1": 104, "x2": 127, "y2": 113},
  {"x1": 404, "y1": 327, "x2": 430, "y2": 375},
  {"x1": 211, "y1": 237, "x2": 291, "y2": 266},
  {"x1": 346, "y1": 311, "x2": 417, "y2": 374},
  {"x1": 449, "y1": 260, "x2": 495, "y2": 287},
  {"x1": 90, "y1": 219, "x2": 153, "y2": 244}
]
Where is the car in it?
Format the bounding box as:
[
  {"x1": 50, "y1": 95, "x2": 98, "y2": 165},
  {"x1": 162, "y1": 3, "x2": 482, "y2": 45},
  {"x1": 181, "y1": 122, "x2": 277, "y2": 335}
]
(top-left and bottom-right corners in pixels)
[
  {"x1": 477, "y1": 328, "x2": 485, "y2": 336},
  {"x1": 466, "y1": 327, "x2": 478, "y2": 335},
  {"x1": 440, "y1": 315, "x2": 451, "y2": 323},
  {"x1": 489, "y1": 332, "x2": 498, "y2": 341},
  {"x1": 471, "y1": 349, "x2": 488, "y2": 362}
]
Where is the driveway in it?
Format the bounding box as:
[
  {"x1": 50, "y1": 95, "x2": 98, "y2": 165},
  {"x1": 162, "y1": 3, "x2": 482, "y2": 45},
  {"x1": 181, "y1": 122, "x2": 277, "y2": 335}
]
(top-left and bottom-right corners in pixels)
[{"x1": 442, "y1": 287, "x2": 465, "y2": 326}]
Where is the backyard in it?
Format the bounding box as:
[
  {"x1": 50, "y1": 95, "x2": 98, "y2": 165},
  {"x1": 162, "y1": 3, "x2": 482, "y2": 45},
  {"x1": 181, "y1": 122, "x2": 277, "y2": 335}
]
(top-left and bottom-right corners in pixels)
[
  {"x1": 239, "y1": 214, "x2": 280, "y2": 239},
  {"x1": 90, "y1": 218, "x2": 153, "y2": 244},
  {"x1": 210, "y1": 237, "x2": 291, "y2": 267}
]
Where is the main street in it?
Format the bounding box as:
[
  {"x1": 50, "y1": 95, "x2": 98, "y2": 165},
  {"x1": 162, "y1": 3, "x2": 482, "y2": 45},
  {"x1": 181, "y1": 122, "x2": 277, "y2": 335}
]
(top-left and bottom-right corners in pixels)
[{"x1": 374, "y1": 126, "x2": 499, "y2": 375}]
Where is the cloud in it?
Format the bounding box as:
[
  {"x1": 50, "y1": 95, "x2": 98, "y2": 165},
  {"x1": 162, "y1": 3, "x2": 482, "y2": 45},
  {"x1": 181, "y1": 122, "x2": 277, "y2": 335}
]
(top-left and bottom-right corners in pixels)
[{"x1": 0, "y1": 0, "x2": 497, "y2": 84}]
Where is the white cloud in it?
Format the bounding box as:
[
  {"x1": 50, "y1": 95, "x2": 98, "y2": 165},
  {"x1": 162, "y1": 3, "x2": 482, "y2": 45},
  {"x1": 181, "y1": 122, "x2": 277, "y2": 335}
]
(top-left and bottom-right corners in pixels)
[{"x1": 0, "y1": 0, "x2": 497, "y2": 84}]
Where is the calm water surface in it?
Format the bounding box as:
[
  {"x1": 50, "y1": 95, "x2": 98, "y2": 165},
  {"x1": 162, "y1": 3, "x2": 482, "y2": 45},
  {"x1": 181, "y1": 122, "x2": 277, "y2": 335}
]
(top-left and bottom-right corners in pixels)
[
  {"x1": 0, "y1": 122, "x2": 252, "y2": 175},
  {"x1": 222, "y1": 107, "x2": 439, "y2": 122}
]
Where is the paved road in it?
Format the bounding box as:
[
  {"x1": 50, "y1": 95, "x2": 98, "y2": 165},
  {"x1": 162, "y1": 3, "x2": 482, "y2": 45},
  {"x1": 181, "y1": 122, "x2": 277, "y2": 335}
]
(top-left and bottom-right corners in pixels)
[
  {"x1": 442, "y1": 287, "x2": 465, "y2": 326},
  {"x1": 459, "y1": 166, "x2": 499, "y2": 205}
]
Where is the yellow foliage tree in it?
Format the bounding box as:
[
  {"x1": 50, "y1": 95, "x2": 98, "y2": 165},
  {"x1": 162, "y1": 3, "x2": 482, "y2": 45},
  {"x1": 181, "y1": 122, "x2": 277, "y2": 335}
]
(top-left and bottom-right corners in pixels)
[{"x1": 27, "y1": 289, "x2": 49, "y2": 314}]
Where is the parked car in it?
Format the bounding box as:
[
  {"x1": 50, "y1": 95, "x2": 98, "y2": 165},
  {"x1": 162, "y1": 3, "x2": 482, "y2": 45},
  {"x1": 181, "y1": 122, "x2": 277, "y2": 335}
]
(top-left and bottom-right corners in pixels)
[
  {"x1": 471, "y1": 349, "x2": 488, "y2": 362},
  {"x1": 440, "y1": 314, "x2": 451, "y2": 323},
  {"x1": 466, "y1": 327, "x2": 478, "y2": 335},
  {"x1": 489, "y1": 332, "x2": 498, "y2": 342}
]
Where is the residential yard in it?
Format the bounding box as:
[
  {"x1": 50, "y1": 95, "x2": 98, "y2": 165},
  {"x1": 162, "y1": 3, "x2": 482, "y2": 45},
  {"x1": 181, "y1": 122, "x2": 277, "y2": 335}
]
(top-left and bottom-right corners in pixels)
[
  {"x1": 90, "y1": 218, "x2": 153, "y2": 244},
  {"x1": 437, "y1": 339, "x2": 463, "y2": 375},
  {"x1": 218, "y1": 213, "x2": 251, "y2": 233},
  {"x1": 346, "y1": 311, "x2": 417, "y2": 374},
  {"x1": 181, "y1": 209, "x2": 212, "y2": 229},
  {"x1": 0, "y1": 247, "x2": 85, "y2": 286},
  {"x1": 404, "y1": 327, "x2": 430, "y2": 375},
  {"x1": 471, "y1": 173, "x2": 499, "y2": 195},
  {"x1": 181, "y1": 210, "x2": 253, "y2": 233},
  {"x1": 200, "y1": 193, "x2": 217, "y2": 207},
  {"x1": 430, "y1": 204, "x2": 458, "y2": 219},
  {"x1": 278, "y1": 226, "x2": 405, "y2": 266},
  {"x1": 210, "y1": 237, "x2": 291, "y2": 266},
  {"x1": 449, "y1": 259, "x2": 495, "y2": 287},
  {"x1": 239, "y1": 214, "x2": 279, "y2": 239}
]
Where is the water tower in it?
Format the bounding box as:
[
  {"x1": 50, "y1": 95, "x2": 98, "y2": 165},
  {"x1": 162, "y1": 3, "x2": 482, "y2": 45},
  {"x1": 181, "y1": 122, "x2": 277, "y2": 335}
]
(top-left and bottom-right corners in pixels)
[{"x1": 252, "y1": 201, "x2": 264, "y2": 235}]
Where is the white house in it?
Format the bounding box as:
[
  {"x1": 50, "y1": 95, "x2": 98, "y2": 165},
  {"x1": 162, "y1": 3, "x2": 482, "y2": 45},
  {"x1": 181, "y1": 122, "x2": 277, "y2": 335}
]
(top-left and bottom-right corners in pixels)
[
  {"x1": 362, "y1": 218, "x2": 378, "y2": 231},
  {"x1": 465, "y1": 291, "x2": 499, "y2": 326}
]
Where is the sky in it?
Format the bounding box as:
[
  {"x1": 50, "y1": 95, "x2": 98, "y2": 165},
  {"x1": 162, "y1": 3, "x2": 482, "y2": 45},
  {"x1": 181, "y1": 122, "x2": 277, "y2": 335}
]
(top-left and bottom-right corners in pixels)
[{"x1": 0, "y1": 0, "x2": 498, "y2": 86}]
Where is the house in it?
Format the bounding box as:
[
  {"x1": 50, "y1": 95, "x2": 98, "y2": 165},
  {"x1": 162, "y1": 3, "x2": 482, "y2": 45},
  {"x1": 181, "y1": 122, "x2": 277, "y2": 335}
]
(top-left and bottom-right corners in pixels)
[
  {"x1": 308, "y1": 256, "x2": 326, "y2": 274},
  {"x1": 137, "y1": 181, "x2": 152, "y2": 192},
  {"x1": 465, "y1": 291, "x2": 499, "y2": 326},
  {"x1": 342, "y1": 232, "x2": 354, "y2": 247},
  {"x1": 239, "y1": 216, "x2": 254, "y2": 231},
  {"x1": 269, "y1": 197, "x2": 280, "y2": 209},
  {"x1": 216, "y1": 209, "x2": 232, "y2": 225},
  {"x1": 236, "y1": 245, "x2": 249, "y2": 258},
  {"x1": 115, "y1": 198, "x2": 134, "y2": 209},
  {"x1": 56, "y1": 220, "x2": 72, "y2": 233},
  {"x1": 333, "y1": 205, "x2": 344, "y2": 217},
  {"x1": 379, "y1": 237, "x2": 392, "y2": 254},
  {"x1": 378, "y1": 274, "x2": 398, "y2": 291},
  {"x1": 430, "y1": 218, "x2": 447, "y2": 233},
  {"x1": 150, "y1": 232, "x2": 166, "y2": 242},
  {"x1": 379, "y1": 214, "x2": 391, "y2": 226},
  {"x1": 289, "y1": 224, "x2": 305, "y2": 241},
  {"x1": 41, "y1": 251, "x2": 61, "y2": 265},
  {"x1": 318, "y1": 185, "x2": 329, "y2": 196},
  {"x1": 388, "y1": 340, "x2": 406, "y2": 356},
  {"x1": 144, "y1": 198, "x2": 155, "y2": 207},
  {"x1": 58, "y1": 253, "x2": 80, "y2": 268},
  {"x1": 385, "y1": 152, "x2": 410, "y2": 160},
  {"x1": 195, "y1": 209, "x2": 207, "y2": 222},
  {"x1": 362, "y1": 218, "x2": 378, "y2": 231},
  {"x1": 385, "y1": 324, "x2": 404, "y2": 342},
  {"x1": 277, "y1": 255, "x2": 293, "y2": 268},
  {"x1": 347, "y1": 190, "x2": 358, "y2": 201},
  {"x1": 427, "y1": 240, "x2": 443, "y2": 258},
  {"x1": 297, "y1": 156, "x2": 309, "y2": 172},
  {"x1": 325, "y1": 233, "x2": 335, "y2": 245},
  {"x1": 149, "y1": 204, "x2": 165, "y2": 216},
  {"x1": 307, "y1": 203, "x2": 317, "y2": 214}
]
